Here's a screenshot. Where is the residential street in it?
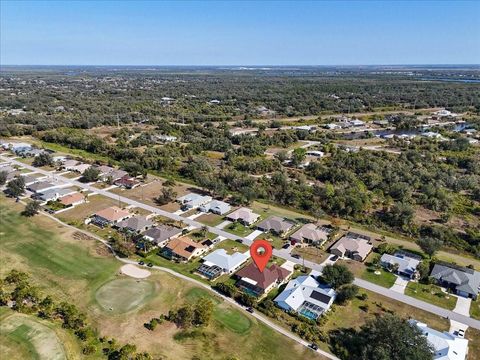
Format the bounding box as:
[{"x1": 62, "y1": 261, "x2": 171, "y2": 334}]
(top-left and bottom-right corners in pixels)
[{"x1": 3, "y1": 155, "x2": 480, "y2": 332}]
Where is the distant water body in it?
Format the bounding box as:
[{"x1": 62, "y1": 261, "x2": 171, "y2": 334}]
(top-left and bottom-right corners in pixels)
[{"x1": 420, "y1": 78, "x2": 480, "y2": 83}]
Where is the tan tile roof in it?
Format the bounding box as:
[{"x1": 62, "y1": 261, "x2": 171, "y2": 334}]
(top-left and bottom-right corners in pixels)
[
  {"x1": 94, "y1": 206, "x2": 130, "y2": 222},
  {"x1": 59, "y1": 192, "x2": 84, "y2": 206},
  {"x1": 165, "y1": 236, "x2": 206, "y2": 259}
]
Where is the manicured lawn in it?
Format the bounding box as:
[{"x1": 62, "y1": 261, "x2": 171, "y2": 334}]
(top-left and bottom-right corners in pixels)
[
  {"x1": 213, "y1": 308, "x2": 252, "y2": 334},
  {"x1": 470, "y1": 300, "x2": 480, "y2": 320},
  {"x1": 360, "y1": 268, "x2": 397, "y2": 288},
  {"x1": 214, "y1": 239, "x2": 249, "y2": 254},
  {"x1": 258, "y1": 233, "x2": 286, "y2": 249},
  {"x1": 225, "y1": 222, "x2": 253, "y2": 237},
  {"x1": 405, "y1": 282, "x2": 457, "y2": 310}
]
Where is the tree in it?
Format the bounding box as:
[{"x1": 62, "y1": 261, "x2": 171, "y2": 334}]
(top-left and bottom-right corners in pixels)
[
  {"x1": 154, "y1": 186, "x2": 177, "y2": 206},
  {"x1": 335, "y1": 284, "x2": 359, "y2": 305},
  {"x1": 174, "y1": 304, "x2": 194, "y2": 328},
  {"x1": 22, "y1": 200, "x2": 41, "y2": 217},
  {"x1": 81, "y1": 166, "x2": 100, "y2": 183},
  {"x1": 291, "y1": 147, "x2": 307, "y2": 167},
  {"x1": 0, "y1": 171, "x2": 8, "y2": 185},
  {"x1": 417, "y1": 237, "x2": 443, "y2": 257},
  {"x1": 6, "y1": 176, "x2": 25, "y2": 198},
  {"x1": 32, "y1": 152, "x2": 53, "y2": 167},
  {"x1": 193, "y1": 298, "x2": 214, "y2": 327},
  {"x1": 330, "y1": 314, "x2": 433, "y2": 360},
  {"x1": 321, "y1": 264, "x2": 354, "y2": 289}
]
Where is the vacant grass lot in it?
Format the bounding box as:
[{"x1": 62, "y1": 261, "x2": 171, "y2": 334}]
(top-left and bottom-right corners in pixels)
[
  {"x1": 196, "y1": 212, "x2": 224, "y2": 226},
  {"x1": 291, "y1": 246, "x2": 329, "y2": 264},
  {"x1": 226, "y1": 221, "x2": 253, "y2": 237},
  {"x1": 405, "y1": 282, "x2": 457, "y2": 310},
  {"x1": 215, "y1": 239, "x2": 249, "y2": 254}
]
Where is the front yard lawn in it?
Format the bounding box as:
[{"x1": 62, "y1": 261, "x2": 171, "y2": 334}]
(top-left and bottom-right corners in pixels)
[
  {"x1": 226, "y1": 222, "x2": 253, "y2": 237},
  {"x1": 405, "y1": 282, "x2": 457, "y2": 310},
  {"x1": 470, "y1": 300, "x2": 480, "y2": 320},
  {"x1": 215, "y1": 239, "x2": 249, "y2": 254},
  {"x1": 361, "y1": 268, "x2": 397, "y2": 288}
]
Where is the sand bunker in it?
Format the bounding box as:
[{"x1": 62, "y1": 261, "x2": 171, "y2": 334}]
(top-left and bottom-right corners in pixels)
[{"x1": 120, "y1": 264, "x2": 151, "y2": 278}]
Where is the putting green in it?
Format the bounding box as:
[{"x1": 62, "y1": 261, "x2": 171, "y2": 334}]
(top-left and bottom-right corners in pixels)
[
  {"x1": 0, "y1": 313, "x2": 66, "y2": 360},
  {"x1": 95, "y1": 278, "x2": 156, "y2": 314}
]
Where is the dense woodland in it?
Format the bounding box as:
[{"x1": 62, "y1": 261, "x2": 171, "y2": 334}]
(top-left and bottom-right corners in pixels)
[{"x1": 1, "y1": 67, "x2": 479, "y2": 257}]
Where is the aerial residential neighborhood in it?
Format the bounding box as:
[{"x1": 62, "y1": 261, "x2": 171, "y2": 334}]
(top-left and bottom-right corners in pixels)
[{"x1": 1, "y1": 1, "x2": 479, "y2": 360}]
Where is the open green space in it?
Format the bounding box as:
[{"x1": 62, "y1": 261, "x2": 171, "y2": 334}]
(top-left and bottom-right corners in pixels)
[
  {"x1": 0, "y1": 313, "x2": 66, "y2": 360},
  {"x1": 213, "y1": 308, "x2": 252, "y2": 334},
  {"x1": 405, "y1": 282, "x2": 457, "y2": 310},
  {"x1": 360, "y1": 268, "x2": 397, "y2": 288},
  {"x1": 215, "y1": 239, "x2": 249, "y2": 254},
  {"x1": 95, "y1": 278, "x2": 156, "y2": 314}
]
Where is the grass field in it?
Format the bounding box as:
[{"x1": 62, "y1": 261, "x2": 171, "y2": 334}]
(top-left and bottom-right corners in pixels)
[
  {"x1": 405, "y1": 282, "x2": 457, "y2": 310},
  {"x1": 196, "y1": 212, "x2": 224, "y2": 226},
  {"x1": 225, "y1": 221, "x2": 253, "y2": 237},
  {"x1": 360, "y1": 268, "x2": 397, "y2": 288},
  {"x1": 95, "y1": 278, "x2": 156, "y2": 314},
  {"x1": 0, "y1": 312, "x2": 68, "y2": 360},
  {"x1": 214, "y1": 239, "x2": 249, "y2": 254},
  {"x1": 0, "y1": 197, "x2": 323, "y2": 360}
]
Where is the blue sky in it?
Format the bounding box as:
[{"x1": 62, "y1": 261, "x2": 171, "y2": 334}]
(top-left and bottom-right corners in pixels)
[{"x1": 1, "y1": 0, "x2": 479, "y2": 65}]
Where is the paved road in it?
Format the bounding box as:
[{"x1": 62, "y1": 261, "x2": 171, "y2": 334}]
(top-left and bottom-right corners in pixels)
[
  {"x1": 32, "y1": 203, "x2": 336, "y2": 360},
  {"x1": 4, "y1": 155, "x2": 480, "y2": 331}
]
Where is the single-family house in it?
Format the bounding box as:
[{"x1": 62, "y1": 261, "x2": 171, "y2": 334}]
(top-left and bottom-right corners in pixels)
[
  {"x1": 274, "y1": 274, "x2": 336, "y2": 319},
  {"x1": 21, "y1": 175, "x2": 40, "y2": 186},
  {"x1": 91, "y1": 206, "x2": 131, "y2": 227},
  {"x1": 430, "y1": 264, "x2": 480, "y2": 300},
  {"x1": 114, "y1": 175, "x2": 140, "y2": 189},
  {"x1": 330, "y1": 232, "x2": 373, "y2": 262},
  {"x1": 410, "y1": 320, "x2": 468, "y2": 360},
  {"x1": 199, "y1": 200, "x2": 231, "y2": 215},
  {"x1": 256, "y1": 216, "x2": 296, "y2": 237},
  {"x1": 235, "y1": 263, "x2": 292, "y2": 297},
  {"x1": 290, "y1": 223, "x2": 332, "y2": 246},
  {"x1": 115, "y1": 216, "x2": 154, "y2": 234},
  {"x1": 58, "y1": 192, "x2": 85, "y2": 207},
  {"x1": 142, "y1": 225, "x2": 183, "y2": 247},
  {"x1": 226, "y1": 207, "x2": 260, "y2": 226},
  {"x1": 27, "y1": 181, "x2": 61, "y2": 194},
  {"x1": 162, "y1": 236, "x2": 207, "y2": 261},
  {"x1": 197, "y1": 249, "x2": 249, "y2": 279},
  {"x1": 34, "y1": 187, "x2": 76, "y2": 203},
  {"x1": 380, "y1": 251, "x2": 421, "y2": 279},
  {"x1": 176, "y1": 193, "x2": 212, "y2": 210}
]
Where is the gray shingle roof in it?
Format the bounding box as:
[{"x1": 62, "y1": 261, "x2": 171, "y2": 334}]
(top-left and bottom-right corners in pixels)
[{"x1": 431, "y1": 264, "x2": 480, "y2": 297}]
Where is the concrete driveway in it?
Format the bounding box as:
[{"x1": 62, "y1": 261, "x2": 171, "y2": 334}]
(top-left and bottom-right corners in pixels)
[
  {"x1": 453, "y1": 296, "x2": 472, "y2": 316},
  {"x1": 390, "y1": 276, "x2": 409, "y2": 294},
  {"x1": 215, "y1": 220, "x2": 231, "y2": 229},
  {"x1": 245, "y1": 229, "x2": 263, "y2": 241}
]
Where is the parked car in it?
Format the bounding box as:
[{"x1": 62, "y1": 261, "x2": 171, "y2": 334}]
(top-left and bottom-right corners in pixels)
[
  {"x1": 309, "y1": 343, "x2": 318, "y2": 351},
  {"x1": 246, "y1": 307, "x2": 254, "y2": 314},
  {"x1": 235, "y1": 239, "x2": 243, "y2": 243},
  {"x1": 330, "y1": 254, "x2": 339, "y2": 261},
  {"x1": 138, "y1": 261, "x2": 145, "y2": 266},
  {"x1": 292, "y1": 254, "x2": 301, "y2": 259},
  {"x1": 282, "y1": 243, "x2": 290, "y2": 249},
  {"x1": 147, "y1": 262, "x2": 153, "y2": 267}
]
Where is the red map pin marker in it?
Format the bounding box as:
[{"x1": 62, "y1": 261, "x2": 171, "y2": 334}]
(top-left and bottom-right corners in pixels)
[{"x1": 250, "y1": 239, "x2": 272, "y2": 273}]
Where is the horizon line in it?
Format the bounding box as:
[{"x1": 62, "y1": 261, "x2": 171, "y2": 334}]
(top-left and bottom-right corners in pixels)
[{"x1": 1, "y1": 64, "x2": 480, "y2": 67}]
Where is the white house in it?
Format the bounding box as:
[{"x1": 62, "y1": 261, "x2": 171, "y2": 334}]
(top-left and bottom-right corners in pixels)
[
  {"x1": 199, "y1": 200, "x2": 231, "y2": 215},
  {"x1": 177, "y1": 193, "x2": 212, "y2": 210},
  {"x1": 274, "y1": 273, "x2": 336, "y2": 320},
  {"x1": 410, "y1": 320, "x2": 468, "y2": 360},
  {"x1": 197, "y1": 249, "x2": 249, "y2": 279}
]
